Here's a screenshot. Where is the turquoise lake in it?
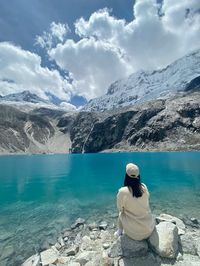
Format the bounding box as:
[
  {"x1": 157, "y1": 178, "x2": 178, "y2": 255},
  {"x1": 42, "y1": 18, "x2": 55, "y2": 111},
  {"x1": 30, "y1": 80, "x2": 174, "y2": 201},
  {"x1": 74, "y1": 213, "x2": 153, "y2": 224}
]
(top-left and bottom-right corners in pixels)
[{"x1": 0, "y1": 152, "x2": 200, "y2": 265}]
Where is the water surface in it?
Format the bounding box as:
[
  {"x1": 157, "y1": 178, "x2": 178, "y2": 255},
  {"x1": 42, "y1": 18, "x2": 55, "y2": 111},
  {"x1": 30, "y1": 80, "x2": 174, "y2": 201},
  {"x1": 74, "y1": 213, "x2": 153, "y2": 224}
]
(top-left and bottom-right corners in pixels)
[{"x1": 0, "y1": 152, "x2": 200, "y2": 265}]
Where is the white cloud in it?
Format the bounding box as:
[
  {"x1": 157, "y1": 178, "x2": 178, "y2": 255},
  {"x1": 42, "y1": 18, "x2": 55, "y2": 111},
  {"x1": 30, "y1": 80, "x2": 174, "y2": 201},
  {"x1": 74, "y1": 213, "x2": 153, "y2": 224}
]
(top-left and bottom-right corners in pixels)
[
  {"x1": 35, "y1": 22, "x2": 70, "y2": 49},
  {"x1": 49, "y1": 37, "x2": 131, "y2": 99},
  {"x1": 46, "y1": 0, "x2": 200, "y2": 100},
  {"x1": 59, "y1": 101, "x2": 77, "y2": 111},
  {"x1": 2, "y1": 1, "x2": 200, "y2": 102},
  {"x1": 0, "y1": 42, "x2": 72, "y2": 100}
]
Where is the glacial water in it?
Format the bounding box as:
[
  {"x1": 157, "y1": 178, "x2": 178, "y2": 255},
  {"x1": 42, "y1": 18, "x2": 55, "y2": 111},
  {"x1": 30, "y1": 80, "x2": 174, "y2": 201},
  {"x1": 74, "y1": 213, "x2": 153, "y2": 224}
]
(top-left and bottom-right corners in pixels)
[{"x1": 0, "y1": 152, "x2": 200, "y2": 265}]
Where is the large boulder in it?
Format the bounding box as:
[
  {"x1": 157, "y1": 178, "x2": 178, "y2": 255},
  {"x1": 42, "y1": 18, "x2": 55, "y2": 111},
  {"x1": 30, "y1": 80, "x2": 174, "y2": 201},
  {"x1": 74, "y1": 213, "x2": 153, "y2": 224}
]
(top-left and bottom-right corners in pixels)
[
  {"x1": 148, "y1": 221, "x2": 179, "y2": 258},
  {"x1": 22, "y1": 254, "x2": 40, "y2": 266},
  {"x1": 40, "y1": 248, "x2": 59, "y2": 266},
  {"x1": 156, "y1": 213, "x2": 186, "y2": 235},
  {"x1": 108, "y1": 234, "x2": 148, "y2": 258}
]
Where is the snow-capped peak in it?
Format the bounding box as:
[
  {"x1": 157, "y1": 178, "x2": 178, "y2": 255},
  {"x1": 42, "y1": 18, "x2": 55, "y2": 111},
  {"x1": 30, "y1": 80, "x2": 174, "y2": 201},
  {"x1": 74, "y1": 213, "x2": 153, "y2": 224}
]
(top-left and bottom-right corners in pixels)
[
  {"x1": 82, "y1": 49, "x2": 200, "y2": 112},
  {"x1": 0, "y1": 90, "x2": 49, "y2": 104}
]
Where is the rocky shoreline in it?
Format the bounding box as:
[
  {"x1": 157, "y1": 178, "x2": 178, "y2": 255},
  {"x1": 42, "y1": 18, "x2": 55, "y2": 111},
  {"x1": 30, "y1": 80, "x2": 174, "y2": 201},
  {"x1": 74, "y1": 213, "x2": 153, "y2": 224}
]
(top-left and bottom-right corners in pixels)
[{"x1": 22, "y1": 213, "x2": 200, "y2": 266}]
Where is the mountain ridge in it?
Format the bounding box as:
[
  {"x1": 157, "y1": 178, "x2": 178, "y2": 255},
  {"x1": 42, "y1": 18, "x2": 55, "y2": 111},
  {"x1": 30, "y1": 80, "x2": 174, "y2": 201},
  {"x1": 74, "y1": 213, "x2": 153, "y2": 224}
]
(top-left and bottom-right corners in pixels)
[
  {"x1": 0, "y1": 90, "x2": 49, "y2": 104},
  {"x1": 83, "y1": 49, "x2": 200, "y2": 111},
  {"x1": 0, "y1": 90, "x2": 200, "y2": 154}
]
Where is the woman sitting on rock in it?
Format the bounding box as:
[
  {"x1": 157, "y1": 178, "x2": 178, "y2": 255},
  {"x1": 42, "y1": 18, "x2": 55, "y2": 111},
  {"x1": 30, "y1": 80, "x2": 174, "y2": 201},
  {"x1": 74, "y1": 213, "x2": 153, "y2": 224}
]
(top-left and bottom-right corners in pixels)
[{"x1": 115, "y1": 163, "x2": 155, "y2": 240}]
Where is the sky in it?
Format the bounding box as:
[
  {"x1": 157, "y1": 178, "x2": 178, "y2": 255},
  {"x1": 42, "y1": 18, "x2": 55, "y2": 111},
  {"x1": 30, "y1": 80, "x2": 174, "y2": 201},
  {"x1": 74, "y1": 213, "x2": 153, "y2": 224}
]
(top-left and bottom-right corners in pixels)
[{"x1": 0, "y1": 0, "x2": 200, "y2": 109}]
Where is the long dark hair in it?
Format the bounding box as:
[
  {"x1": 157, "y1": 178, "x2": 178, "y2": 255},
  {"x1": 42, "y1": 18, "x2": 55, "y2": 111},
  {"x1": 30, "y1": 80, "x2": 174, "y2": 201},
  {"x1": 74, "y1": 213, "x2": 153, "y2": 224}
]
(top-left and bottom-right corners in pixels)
[{"x1": 124, "y1": 174, "x2": 143, "y2": 198}]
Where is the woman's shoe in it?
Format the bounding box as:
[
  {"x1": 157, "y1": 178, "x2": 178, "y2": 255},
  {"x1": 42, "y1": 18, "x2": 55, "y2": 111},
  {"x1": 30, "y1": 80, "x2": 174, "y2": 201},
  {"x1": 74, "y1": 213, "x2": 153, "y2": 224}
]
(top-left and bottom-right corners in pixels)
[{"x1": 114, "y1": 229, "x2": 123, "y2": 238}]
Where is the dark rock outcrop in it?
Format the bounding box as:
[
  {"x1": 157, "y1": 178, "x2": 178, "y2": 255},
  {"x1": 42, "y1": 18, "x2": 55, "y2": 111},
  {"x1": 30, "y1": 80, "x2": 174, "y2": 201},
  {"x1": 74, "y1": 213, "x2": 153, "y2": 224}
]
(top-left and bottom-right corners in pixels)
[
  {"x1": 185, "y1": 76, "x2": 200, "y2": 92},
  {"x1": 70, "y1": 112, "x2": 100, "y2": 153},
  {"x1": 69, "y1": 92, "x2": 200, "y2": 153}
]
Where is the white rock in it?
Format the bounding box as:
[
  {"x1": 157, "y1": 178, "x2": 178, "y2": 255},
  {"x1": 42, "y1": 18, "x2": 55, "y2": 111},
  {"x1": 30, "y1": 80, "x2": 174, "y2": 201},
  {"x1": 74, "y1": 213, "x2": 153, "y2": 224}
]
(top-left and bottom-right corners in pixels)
[
  {"x1": 156, "y1": 213, "x2": 186, "y2": 235},
  {"x1": 80, "y1": 236, "x2": 92, "y2": 250},
  {"x1": 88, "y1": 222, "x2": 98, "y2": 231},
  {"x1": 40, "y1": 248, "x2": 59, "y2": 266},
  {"x1": 177, "y1": 253, "x2": 184, "y2": 261},
  {"x1": 75, "y1": 251, "x2": 97, "y2": 265},
  {"x1": 22, "y1": 254, "x2": 40, "y2": 266},
  {"x1": 71, "y1": 218, "x2": 85, "y2": 229},
  {"x1": 63, "y1": 230, "x2": 71, "y2": 238},
  {"x1": 99, "y1": 221, "x2": 108, "y2": 230},
  {"x1": 67, "y1": 263, "x2": 81, "y2": 266},
  {"x1": 118, "y1": 259, "x2": 125, "y2": 266},
  {"x1": 54, "y1": 242, "x2": 61, "y2": 250},
  {"x1": 149, "y1": 221, "x2": 179, "y2": 258},
  {"x1": 58, "y1": 236, "x2": 65, "y2": 247},
  {"x1": 103, "y1": 243, "x2": 110, "y2": 249},
  {"x1": 56, "y1": 256, "x2": 71, "y2": 264},
  {"x1": 89, "y1": 233, "x2": 96, "y2": 240}
]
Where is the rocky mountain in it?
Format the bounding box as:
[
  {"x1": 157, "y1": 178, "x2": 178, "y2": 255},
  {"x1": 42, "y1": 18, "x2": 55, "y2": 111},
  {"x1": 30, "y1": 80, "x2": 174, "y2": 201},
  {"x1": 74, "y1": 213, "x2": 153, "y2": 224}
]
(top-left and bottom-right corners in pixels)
[
  {"x1": 69, "y1": 91, "x2": 200, "y2": 153},
  {"x1": 0, "y1": 91, "x2": 200, "y2": 154},
  {"x1": 83, "y1": 50, "x2": 200, "y2": 111},
  {"x1": 0, "y1": 105, "x2": 74, "y2": 154},
  {"x1": 1, "y1": 48, "x2": 200, "y2": 154}
]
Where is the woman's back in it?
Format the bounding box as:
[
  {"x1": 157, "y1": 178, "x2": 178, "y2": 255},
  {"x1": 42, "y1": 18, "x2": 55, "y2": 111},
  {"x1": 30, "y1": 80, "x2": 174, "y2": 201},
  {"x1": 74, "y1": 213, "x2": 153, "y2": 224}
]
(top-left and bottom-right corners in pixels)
[
  {"x1": 116, "y1": 163, "x2": 155, "y2": 240},
  {"x1": 118, "y1": 184, "x2": 150, "y2": 216}
]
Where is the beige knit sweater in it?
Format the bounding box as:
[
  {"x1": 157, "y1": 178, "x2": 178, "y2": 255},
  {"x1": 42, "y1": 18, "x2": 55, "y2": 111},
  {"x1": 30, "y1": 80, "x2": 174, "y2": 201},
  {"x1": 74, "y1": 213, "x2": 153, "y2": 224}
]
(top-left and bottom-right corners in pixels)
[{"x1": 116, "y1": 184, "x2": 155, "y2": 240}]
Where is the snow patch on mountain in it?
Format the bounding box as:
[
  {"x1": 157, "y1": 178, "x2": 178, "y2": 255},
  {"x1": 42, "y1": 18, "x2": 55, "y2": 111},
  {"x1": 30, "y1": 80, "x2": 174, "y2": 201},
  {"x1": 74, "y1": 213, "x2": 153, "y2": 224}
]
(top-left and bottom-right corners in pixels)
[
  {"x1": 0, "y1": 90, "x2": 78, "y2": 111},
  {"x1": 0, "y1": 90, "x2": 49, "y2": 104},
  {"x1": 82, "y1": 49, "x2": 200, "y2": 111}
]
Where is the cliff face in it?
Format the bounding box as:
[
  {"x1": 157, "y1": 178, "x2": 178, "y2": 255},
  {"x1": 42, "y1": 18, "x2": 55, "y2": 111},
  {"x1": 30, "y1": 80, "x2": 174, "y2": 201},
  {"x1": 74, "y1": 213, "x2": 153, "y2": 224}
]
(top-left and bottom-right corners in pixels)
[
  {"x1": 0, "y1": 91, "x2": 200, "y2": 154},
  {"x1": 69, "y1": 92, "x2": 200, "y2": 153}
]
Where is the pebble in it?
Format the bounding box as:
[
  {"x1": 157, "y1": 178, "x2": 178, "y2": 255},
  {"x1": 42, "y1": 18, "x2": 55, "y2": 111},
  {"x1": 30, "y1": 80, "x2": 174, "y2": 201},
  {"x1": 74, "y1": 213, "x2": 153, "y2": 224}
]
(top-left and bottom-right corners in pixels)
[
  {"x1": 88, "y1": 222, "x2": 98, "y2": 231},
  {"x1": 40, "y1": 240, "x2": 50, "y2": 251},
  {"x1": 177, "y1": 253, "x2": 184, "y2": 261},
  {"x1": 103, "y1": 243, "x2": 110, "y2": 249},
  {"x1": 58, "y1": 236, "x2": 65, "y2": 247},
  {"x1": 90, "y1": 233, "x2": 96, "y2": 240},
  {"x1": 64, "y1": 245, "x2": 79, "y2": 256},
  {"x1": 191, "y1": 217, "x2": 199, "y2": 225},
  {"x1": 63, "y1": 230, "x2": 71, "y2": 238},
  {"x1": 71, "y1": 218, "x2": 85, "y2": 230},
  {"x1": 57, "y1": 256, "x2": 71, "y2": 264},
  {"x1": 54, "y1": 242, "x2": 61, "y2": 250},
  {"x1": 99, "y1": 221, "x2": 108, "y2": 230}
]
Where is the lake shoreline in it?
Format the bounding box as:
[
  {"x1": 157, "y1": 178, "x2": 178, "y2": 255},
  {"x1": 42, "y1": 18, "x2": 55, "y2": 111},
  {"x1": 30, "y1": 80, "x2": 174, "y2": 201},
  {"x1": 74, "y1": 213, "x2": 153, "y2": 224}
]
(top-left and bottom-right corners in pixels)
[
  {"x1": 0, "y1": 149, "x2": 200, "y2": 157},
  {"x1": 21, "y1": 212, "x2": 200, "y2": 266},
  {"x1": 1, "y1": 152, "x2": 200, "y2": 265}
]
